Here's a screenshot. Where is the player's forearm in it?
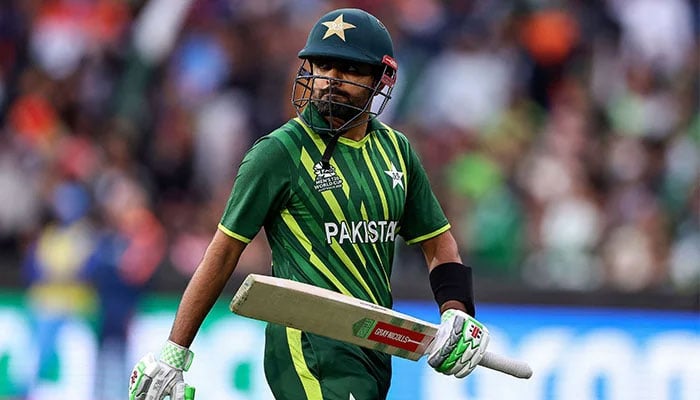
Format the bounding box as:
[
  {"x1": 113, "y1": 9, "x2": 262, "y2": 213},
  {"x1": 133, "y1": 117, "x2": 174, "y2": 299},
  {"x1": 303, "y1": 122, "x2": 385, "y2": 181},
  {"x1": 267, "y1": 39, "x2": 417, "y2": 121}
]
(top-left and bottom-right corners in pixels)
[
  {"x1": 168, "y1": 264, "x2": 229, "y2": 347},
  {"x1": 422, "y1": 231, "x2": 476, "y2": 316},
  {"x1": 421, "y1": 231, "x2": 462, "y2": 270},
  {"x1": 168, "y1": 230, "x2": 246, "y2": 347}
]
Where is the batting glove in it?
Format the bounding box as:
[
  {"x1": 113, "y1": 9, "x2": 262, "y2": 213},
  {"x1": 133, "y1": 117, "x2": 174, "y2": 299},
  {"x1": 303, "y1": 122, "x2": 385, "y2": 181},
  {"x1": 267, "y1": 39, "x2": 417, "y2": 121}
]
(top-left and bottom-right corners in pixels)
[
  {"x1": 129, "y1": 341, "x2": 195, "y2": 400},
  {"x1": 427, "y1": 309, "x2": 490, "y2": 378}
]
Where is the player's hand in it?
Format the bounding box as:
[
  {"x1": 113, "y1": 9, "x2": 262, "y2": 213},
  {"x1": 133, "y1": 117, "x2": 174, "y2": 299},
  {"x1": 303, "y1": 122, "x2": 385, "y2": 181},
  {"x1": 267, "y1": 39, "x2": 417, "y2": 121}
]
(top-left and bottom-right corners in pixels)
[
  {"x1": 129, "y1": 341, "x2": 195, "y2": 400},
  {"x1": 427, "y1": 309, "x2": 490, "y2": 378}
]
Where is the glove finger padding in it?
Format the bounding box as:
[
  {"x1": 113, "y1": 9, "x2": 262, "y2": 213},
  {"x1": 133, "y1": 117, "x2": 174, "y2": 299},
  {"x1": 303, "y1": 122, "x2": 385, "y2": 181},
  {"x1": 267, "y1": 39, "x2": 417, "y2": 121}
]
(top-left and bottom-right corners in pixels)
[
  {"x1": 427, "y1": 313, "x2": 466, "y2": 370},
  {"x1": 129, "y1": 353, "x2": 161, "y2": 400},
  {"x1": 453, "y1": 332, "x2": 489, "y2": 378},
  {"x1": 171, "y1": 382, "x2": 186, "y2": 400},
  {"x1": 171, "y1": 382, "x2": 198, "y2": 400},
  {"x1": 129, "y1": 353, "x2": 184, "y2": 400},
  {"x1": 427, "y1": 309, "x2": 489, "y2": 378}
]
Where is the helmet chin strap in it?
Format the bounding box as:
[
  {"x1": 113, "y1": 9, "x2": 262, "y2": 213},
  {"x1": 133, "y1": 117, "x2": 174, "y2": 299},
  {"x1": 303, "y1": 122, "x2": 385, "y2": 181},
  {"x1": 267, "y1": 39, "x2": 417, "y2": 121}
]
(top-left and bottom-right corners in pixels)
[
  {"x1": 320, "y1": 132, "x2": 342, "y2": 169},
  {"x1": 314, "y1": 95, "x2": 371, "y2": 169},
  {"x1": 319, "y1": 113, "x2": 373, "y2": 169},
  {"x1": 319, "y1": 105, "x2": 374, "y2": 169}
]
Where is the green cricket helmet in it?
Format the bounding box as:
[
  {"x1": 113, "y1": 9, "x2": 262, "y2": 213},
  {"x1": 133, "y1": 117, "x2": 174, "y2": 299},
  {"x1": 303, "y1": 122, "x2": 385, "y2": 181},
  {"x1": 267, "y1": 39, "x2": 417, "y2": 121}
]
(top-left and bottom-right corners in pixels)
[
  {"x1": 298, "y1": 8, "x2": 395, "y2": 67},
  {"x1": 292, "y1": 8, "x2": 398, "y2": 143}
]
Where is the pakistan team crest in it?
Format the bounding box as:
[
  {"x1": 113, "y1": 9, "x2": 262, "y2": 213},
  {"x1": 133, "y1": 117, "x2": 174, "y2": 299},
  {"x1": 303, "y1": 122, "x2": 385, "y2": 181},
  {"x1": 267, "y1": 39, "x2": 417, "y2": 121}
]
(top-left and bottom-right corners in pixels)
[{"x1": 313, "y1": 162, "x2": 343, "y2": 192}]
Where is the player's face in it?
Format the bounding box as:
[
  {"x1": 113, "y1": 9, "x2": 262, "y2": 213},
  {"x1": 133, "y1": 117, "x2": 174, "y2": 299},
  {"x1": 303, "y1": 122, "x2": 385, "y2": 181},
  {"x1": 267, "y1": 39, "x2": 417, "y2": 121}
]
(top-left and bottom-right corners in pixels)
[{"x1": 309, "y1": 59, "x2": 376, "y2": 127}]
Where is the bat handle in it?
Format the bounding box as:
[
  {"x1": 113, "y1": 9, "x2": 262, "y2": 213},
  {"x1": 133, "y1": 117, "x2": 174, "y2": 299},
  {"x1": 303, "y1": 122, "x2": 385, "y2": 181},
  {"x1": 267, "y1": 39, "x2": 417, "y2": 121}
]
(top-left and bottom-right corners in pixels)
[{"x1": 478, "y1": 351, "x2": 533, "y2": 379}]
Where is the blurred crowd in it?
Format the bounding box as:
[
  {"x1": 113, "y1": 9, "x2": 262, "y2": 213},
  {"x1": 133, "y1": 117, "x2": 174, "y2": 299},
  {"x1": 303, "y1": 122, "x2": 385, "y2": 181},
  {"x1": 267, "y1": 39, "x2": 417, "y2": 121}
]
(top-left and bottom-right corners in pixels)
[{"x1": 0, "y1": 0, "x2": 698, "y2": 306}]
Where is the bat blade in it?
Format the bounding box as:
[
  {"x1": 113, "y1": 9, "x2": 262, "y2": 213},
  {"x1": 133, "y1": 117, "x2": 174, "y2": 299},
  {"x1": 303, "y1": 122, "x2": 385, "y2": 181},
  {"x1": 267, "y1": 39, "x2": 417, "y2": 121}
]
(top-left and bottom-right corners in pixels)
[
  {"x1": 230, "y1": 274, "x2": 532, "y2": 379},
  {"x1": 230, "y1": 273, "x2": 433, "y2": 360}
]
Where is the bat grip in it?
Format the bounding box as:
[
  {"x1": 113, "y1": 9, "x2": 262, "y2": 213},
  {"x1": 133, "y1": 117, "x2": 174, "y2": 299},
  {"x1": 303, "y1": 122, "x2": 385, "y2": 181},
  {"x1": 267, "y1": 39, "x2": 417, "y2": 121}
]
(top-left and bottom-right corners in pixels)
[{"x1": 478, "y1": 351, "x2": 533, "y2": 379}]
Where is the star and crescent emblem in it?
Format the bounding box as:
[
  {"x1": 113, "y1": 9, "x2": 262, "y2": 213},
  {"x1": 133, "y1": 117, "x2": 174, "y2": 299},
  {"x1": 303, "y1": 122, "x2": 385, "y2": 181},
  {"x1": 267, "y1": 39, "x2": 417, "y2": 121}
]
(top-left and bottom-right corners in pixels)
[
  {"x1": 384, "y1": 163, "x2": 404, "y2": 189},
  {"x1": 321, "y1": 14, "x2": 356, "y2": 41}
]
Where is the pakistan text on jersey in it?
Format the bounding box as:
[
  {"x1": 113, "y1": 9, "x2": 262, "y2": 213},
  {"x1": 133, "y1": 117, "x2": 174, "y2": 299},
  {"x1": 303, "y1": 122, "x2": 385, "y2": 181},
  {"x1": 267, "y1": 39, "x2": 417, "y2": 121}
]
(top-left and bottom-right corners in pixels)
[{"x1": 324, "y1": 220, "x2": 398, "y2": 244}]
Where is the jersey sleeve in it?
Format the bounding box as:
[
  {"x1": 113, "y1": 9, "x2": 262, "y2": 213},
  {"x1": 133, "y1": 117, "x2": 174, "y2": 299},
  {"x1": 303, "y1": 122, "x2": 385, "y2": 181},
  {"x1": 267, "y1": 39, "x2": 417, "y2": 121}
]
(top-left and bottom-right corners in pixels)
[
  {"x1": 399, "y1": 142, "x2": 451, "y2": 245},
  {"x1": 218, "y1": 136, "x2": 292, "y2": 243}
]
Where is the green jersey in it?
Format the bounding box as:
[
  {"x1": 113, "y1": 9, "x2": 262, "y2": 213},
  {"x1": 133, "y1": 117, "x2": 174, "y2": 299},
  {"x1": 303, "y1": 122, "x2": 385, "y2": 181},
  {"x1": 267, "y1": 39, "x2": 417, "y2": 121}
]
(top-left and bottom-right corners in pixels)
[{"x1": 219, "y1": 108, "x2": 450, "y2": 308}]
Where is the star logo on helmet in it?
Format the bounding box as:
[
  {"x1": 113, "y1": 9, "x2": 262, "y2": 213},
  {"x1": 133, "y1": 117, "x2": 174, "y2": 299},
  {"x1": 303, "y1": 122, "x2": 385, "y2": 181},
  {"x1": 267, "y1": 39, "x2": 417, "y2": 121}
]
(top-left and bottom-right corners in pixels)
[{"x1": 321, "y1": 14, "x2": 356, "y2": 41}]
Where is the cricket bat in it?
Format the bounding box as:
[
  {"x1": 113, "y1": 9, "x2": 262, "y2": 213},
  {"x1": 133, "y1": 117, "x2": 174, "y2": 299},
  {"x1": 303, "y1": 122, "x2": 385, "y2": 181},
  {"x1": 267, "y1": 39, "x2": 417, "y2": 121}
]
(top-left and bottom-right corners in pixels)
[{"x1": 229, "y1": 274, "x2": 532, "y2": 379}]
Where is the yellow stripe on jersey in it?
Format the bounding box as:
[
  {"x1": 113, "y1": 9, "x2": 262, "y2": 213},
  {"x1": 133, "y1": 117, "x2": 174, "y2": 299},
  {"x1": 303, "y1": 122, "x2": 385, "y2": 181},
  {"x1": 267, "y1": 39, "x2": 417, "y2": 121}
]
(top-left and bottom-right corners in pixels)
[
  {"x1": 328, "y1": 240, "x2": 377, "y2": 304},
  {"x1": 405, "y1": 223, "x2": 452, "y2": 245},
  {"x1": 371, "y1": 134, "x2": 405, "y2": 211},
  {"x1": 294, "y1": 117, "x2": 351, "y2": 199},
  {"x1": 217, "y1": 223, "x2": 252, "y2": 243},
  {"x1": 286, "y1": 327, "x2": 323, "y2": 399},
  {"x1": 360, "y1": 202, "x2": 391, "y2": 290},
  {"x1": 338, "y1": 134, "x2": 371, "y2": 148},
  {"x1": 280, "y1": 209, "x2": 353, "y2": 296},
  {"x1": 298, "y1": 149, "x2": 378, "y2": 304},
  {"x1": 361, "y1": 146, "x2": 390, "y2": 220},
  {"x1": 294, "y1": 119, "x2": 383, "y2": 304},
  {"x1": 381, "y1": 124, "x2": 408, "y2": 191},
  {"x1": 371, "y1": 134, "x2": 393, "y2": 171}
]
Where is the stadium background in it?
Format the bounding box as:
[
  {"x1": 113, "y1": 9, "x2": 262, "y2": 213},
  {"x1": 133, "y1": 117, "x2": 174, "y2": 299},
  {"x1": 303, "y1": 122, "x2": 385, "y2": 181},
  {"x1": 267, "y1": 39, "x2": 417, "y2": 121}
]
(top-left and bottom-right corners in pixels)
[{"x1": 0, "y1": 0, "x2": 697, "y2": 399}]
